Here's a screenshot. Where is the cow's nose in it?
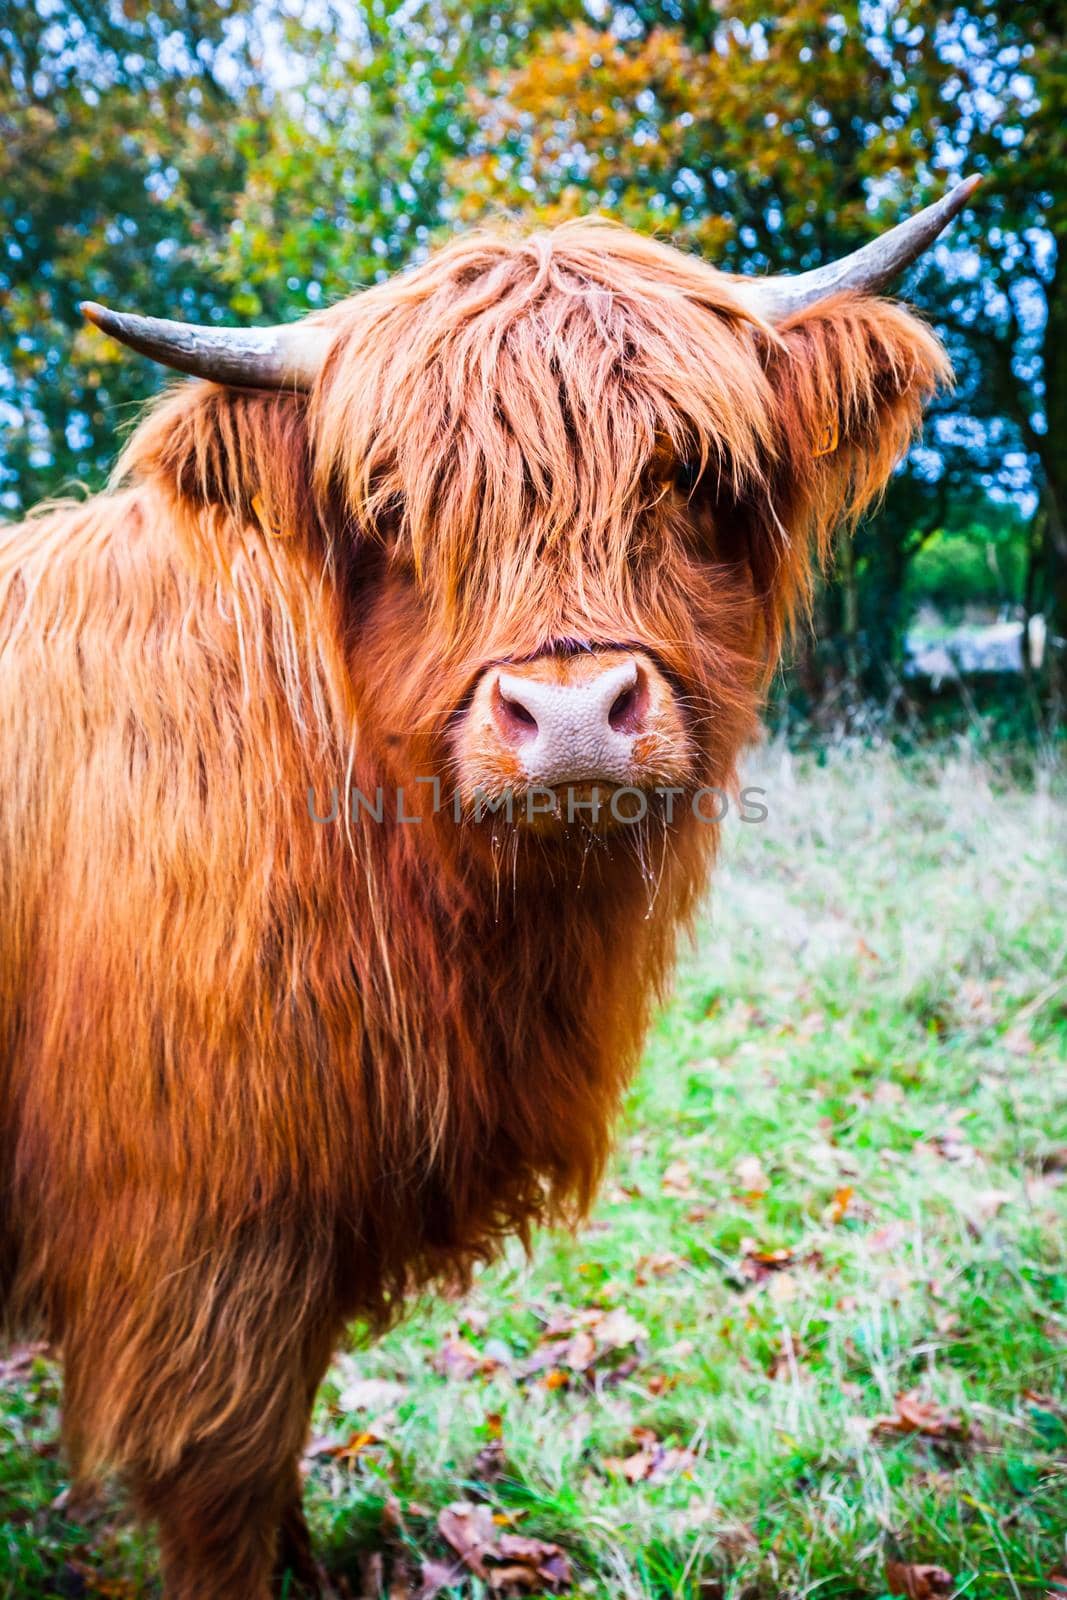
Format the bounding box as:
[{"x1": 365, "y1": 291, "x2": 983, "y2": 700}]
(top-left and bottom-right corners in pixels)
[{"x1": 493, "y1": 657, "x2": 648, "y2": 784}]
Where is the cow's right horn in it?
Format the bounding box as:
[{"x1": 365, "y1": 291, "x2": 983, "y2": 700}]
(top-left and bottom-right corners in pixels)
[
  {"x1": 725, "y1": 176, "x2": 981, "y2": 323},
  {"x1": 80, "y1": 303, "x2": 332, "y2": 390}
]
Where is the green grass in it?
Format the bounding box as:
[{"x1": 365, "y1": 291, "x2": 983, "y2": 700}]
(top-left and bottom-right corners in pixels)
[{"x1": 2, "y1": 743, "x2": 1066, "y2": 1599}]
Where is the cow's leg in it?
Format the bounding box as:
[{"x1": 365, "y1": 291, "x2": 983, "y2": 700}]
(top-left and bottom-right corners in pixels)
[
  {"x1": 132, "y1": 1354, "x2": 330, "y2": 1599},
  {"x1": 59, "y1": 1242, "x2": 338, "y2": 1600},
  {"x1": 273, "y1": 1460, "x2": 324, "y2": 1597},
  {"x1": 139, "y1": 1317, "x2": 337, "y2": 1600},
  {"x1": 140, "y1": 1462, "x2": 291, "y2": 1600}
]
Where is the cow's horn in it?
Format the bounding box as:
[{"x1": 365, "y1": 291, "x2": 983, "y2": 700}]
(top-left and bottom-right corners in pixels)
[
  {"x1": 728, "y1": 175, "x2": 980, "y2": 323},
  {"x1": 79, "y1": 303, "x2": 332, "y2": 390}
]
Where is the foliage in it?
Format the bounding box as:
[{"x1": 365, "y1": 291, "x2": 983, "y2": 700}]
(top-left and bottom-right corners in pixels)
[
  {"x1": 2, "y1": 746, "x2": 1065, "y2": 1596},
  {"x1": 0, "y1": 1, "x2": 259, "y2": 508}
]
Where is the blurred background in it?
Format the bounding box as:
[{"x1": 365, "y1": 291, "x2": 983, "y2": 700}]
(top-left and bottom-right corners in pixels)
[{"x1": 1, "y1": 0, "x2": 1064, "y2": 744}]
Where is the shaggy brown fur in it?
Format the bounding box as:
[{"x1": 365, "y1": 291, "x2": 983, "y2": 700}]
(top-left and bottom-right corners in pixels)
[{"x1": 0, "y1": 220, "x2": 949, "y2": 1596}]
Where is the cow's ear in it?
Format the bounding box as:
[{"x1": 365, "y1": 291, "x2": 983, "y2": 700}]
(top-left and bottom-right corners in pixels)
[
  {"x1": 750, "y1": 294, "x2": 951, "y2": 646},
  {"x1": 120, "y1": 382, "x2": 321, "y2": 547}
]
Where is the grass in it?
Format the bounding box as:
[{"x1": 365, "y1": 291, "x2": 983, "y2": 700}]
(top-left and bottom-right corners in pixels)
[{"x1": 2, "y1": 742, "x2": 1066, "y2": 1599}]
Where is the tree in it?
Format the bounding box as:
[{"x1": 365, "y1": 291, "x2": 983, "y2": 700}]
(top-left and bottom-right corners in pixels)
[{"x1": 0, "y1": 0, "x2": 265, "y2": 511}]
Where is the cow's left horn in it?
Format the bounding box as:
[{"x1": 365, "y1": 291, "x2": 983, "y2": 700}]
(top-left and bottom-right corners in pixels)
[
  {"x1": 728, "y1": 176, "x2": 980, "y2": 323},
  {"x1": 80, "y1": 303, "x2": 332, "y2": 390}
]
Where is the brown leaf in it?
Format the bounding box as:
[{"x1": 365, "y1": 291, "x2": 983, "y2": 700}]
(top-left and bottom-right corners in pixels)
[
  {"x1": 487, "y1": 1565, "x2": 542, "y2": 1591},
  {"x1": 634, "y1": 1251, "x2": 686, "y2": 1284},
  {"x1": 432, "y1": 1332, "x2": 504, "y2": 1382},
  {"x1": 885, "y1": 1558, "x2": 954, "y2": 1597},
  {"x1": 416, "y1": 1557, "x2": 464, "y2": 1599},
  {"x1": 340, "y1": 1430, "x2": 381, "y2": 1462},
  {"x1": 519, "y1": 1304, "x2": 646, "y2": 1384},
  {"x1": 662, "y1": 1159, "x2": 695, "y2": 1196},
  {"x1": 437, "y1": 1502, "x2": 498, "y2": 1580},
  {"x1": 872, "y1": 1392, "x2": 963, "y2": 1440},
  {"x1": 734, "y1": 1154, "x2": 770, "y2": 1195},
  {"x1": 0, "y1": 1341, "x2": 50, "y2": 1387},
  {"x1": 337, "y1": 1376, "x2": 407, "y2": 1414},
  {"x1": 739, "y1": 1239, "x2": 794, "y2": 1283},
  {"x1": 61, "y1": 1563, "x2": 141, "y2": 1600},
  {"x1": 564, "y1": 1329, "x2": 598, "y2": 1371},
  {"x1": 472, "y1": 1438, "x2": 507, "y2": 1480},
  {"x1": 498, "y1": 1532, "x2": 571, "y2": 1579},
  {"x1": 435, "y1": 1501, "x2": 572, "y2": 1594},
  {"x1": 308, "y1": 1429, "x2": 381, "y2": 1466},
  {"x1": 603, "y1": 1426, "x2": 697, "y2": 1483}
]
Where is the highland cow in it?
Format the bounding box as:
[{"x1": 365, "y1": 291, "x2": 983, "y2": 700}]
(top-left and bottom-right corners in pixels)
[{"x1": 0, "y1": 182, "x2": 974, "y2": 1596}]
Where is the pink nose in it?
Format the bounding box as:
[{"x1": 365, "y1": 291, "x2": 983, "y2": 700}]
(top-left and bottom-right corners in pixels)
[{"x1": 493, "y1": 657, "x2": 648, "y2": 785}]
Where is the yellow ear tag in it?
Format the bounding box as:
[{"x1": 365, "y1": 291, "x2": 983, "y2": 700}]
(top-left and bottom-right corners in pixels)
[
  {"x1": 251, "y1": 492, "x2": 293, "y2": 538},
  {"x1": 813, "y1": 419, "x2": 839, "y2": 459}
]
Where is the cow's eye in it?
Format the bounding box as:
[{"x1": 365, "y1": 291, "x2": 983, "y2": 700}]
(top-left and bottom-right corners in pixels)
[{"x1": 676, "y1": 460, "x2": 702, "y2": 495}]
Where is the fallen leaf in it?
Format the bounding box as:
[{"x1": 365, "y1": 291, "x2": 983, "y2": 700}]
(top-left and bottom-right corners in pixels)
[
  {"x1": 564, "y1": 1329, "x2": 598, "y2": 1371},
  {"x1": 498, "y1": 1532, "x2": 571, "y2": 1584},
  {"x1": 662, "y1": 1159, "x2": 695, "y2": 1196},
  {"x1": 827, "y1": 1185, "x2": 854, "y2": 1224},
  {"x1": 768, "y1": 1271, "x2": 797, "y2": 1304},
  {"x1": 923, "y1": 1119, "x2": 977, "y2": 1164},
  {"x1": 438, "y1": 1502, "x2": 498, "y2": 1579},
  {"x1": 872, "y1": 1391, "x2": 963, "y2": 1440},
  {"x1": 885, "y1": 1558, "x2": 954, "y2": 1597},
  {"x1": 868, "y1": 1220, "x2": 909, "y2": 1253},
  {"x1": 436, "y1": 1502, "x2": 572, "y2": 1593},
  {"x1": 473, "y1": 1439, "x2": 507, "y2": 1480},
  {"x1": 0, "y1": 1342, "x2": 50, "y2": 1387},
  {"x1": 432, "y1": 1332, "x2": 504, "y2": 1382},
  {"x1": 519, "y1": 1304, "x2": 646, "y2": 1384},
  {"x1": 739, "y1": 1240, "x2": 794, "y2": 1282},
  {"x1": 873, "y1": 1080, "x2": 905, "y2": 1104},
  {"x1": 487, "y1": 1564, "x2": 541, "y2": 1591},
  {"x1": 634, "y1": 1251, "x2": 686, "y2": 1284},
  {"x1": 603, "y1": 1426, "x2": 697, "y2": 1482},
  {"x1": 337, "y1": 1376, "x2": 407, "y2": 1414},
  {"x1": 734, "y1": 1154, "x2": 770, "y2": 1195},
  {"x1": 416, "y1": 1556, "x2": 464, "y2": 1598},
  {"x1": 306, "y1": 1429, "x2": 381, "y2": 1466},
  {"x1": 60, "y1": 1564, "x2": 141, "y2": 1600}
]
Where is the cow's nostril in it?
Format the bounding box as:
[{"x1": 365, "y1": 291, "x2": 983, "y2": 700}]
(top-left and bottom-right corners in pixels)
[
  {"x1": 609, "y1": 685, "x2": 636, "y2": 730},
  {"x1": 494, "y1": 681, "x2": 539, "y2": 744},
  {"x1": 608, "y1": 674, "x2": 646, "y2": 735},
  {"x1": 506, "y1": 697, "x2": 537, "y2": 728}
]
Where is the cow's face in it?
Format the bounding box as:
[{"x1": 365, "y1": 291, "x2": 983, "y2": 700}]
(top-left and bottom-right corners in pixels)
[
  {"x1": 114, "y1": 215, "x2": 955, "y2": 852},
  {"x1": 340, "y1": 451, "x2": 764, "y2": 838},
  {"x1": 303, "y1": 225, "x2": 947, "y2": 840}
]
